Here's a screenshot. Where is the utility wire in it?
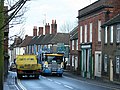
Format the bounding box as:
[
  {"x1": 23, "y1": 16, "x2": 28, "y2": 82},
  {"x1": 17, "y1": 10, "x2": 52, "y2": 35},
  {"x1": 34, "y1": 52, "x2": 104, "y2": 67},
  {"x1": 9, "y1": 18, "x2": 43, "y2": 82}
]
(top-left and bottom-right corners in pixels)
[{"x1": 0, "y1": 0, "x2": 27, "y2": 30}]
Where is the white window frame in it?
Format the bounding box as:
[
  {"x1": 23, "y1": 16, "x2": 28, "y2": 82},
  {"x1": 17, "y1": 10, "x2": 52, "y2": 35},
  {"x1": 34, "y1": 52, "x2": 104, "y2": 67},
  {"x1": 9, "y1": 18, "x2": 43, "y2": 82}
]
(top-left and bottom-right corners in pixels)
[
  {"x1": 98, "y1": 20, "x2": 101, "y2": 41},
  {"x1": 117, "y1": 24, "x2": 120, "y2": 43},
  {"x1": 80, "y1": 26, "x2": 83, "y2": 43},
  {"x1": 90, "y1": 23, "x2": 92, "y2": 42},
  {"x1": 105, "y1": 26, "x2": 108, "y2": 43},
  {"x1": 110, "y1": 26, "x2": 113, "y2": 43},
  {"x1": 84, "y1": 25, "x2": 87, "y2": 43},
  {"x1": 76, "y1": 39, "x2": 78, "y2": 50},
  {"x1": 72, "y1": 40, "x2": 74, "y2": 50}
]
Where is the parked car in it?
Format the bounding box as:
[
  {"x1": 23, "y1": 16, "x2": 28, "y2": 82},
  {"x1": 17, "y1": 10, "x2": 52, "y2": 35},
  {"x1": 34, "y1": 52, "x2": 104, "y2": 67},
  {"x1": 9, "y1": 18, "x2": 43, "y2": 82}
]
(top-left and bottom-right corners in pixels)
[{"x1": 9, "y1": 62, "x2": 16, "y2": 71}]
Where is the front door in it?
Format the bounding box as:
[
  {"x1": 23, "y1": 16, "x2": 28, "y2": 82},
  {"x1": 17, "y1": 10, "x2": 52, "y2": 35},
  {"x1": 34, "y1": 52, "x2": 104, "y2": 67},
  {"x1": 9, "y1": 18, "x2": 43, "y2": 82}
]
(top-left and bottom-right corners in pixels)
[
  {"x1": 110, "y1": 59, "x2": 113, "y2": 81},
  {"x1": 95, "y1": 51, "x2": 102, "y2": 77}
]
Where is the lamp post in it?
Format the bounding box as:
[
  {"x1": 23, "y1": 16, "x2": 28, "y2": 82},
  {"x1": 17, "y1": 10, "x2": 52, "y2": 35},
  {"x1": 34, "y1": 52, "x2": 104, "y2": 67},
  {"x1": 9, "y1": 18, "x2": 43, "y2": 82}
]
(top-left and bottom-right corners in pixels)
[{"x1": 0, "y1": 0, "x2": 4, "y2": 90}]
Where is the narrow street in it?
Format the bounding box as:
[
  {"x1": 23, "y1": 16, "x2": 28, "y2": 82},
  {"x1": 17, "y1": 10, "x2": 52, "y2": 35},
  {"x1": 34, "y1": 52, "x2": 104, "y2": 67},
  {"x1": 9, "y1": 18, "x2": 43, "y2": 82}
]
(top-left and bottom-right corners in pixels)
[{"x1": 17, "y1": 73, "x2": 119, "y2": 90}]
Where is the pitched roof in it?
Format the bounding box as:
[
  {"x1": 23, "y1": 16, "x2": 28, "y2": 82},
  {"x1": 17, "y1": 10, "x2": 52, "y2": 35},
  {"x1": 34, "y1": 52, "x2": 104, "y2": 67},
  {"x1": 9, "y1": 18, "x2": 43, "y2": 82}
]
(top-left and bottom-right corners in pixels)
[
  {"x1": 70, "y1": 26, "x2": 78, "y2": 40},
  {"x1": 19, "y1": 36, "x2": 33, "y2": 47},
  {"x1": 35, "y1": 35, "x2": 45, "y2": 45},
  {"x1": 49, "y1": 33, "x2": 69, "y2": 45},
  {"x1": 101, "y1": 14, "x2": 120, "y2": 27},
  {"x1": 28, "y1": 36, "x2": 39, "y2": 45},
  {"x1": 40, "y1": 34, "x2": 55, "y2": 45},
  {"x1": 13, "y1": 37, "x2": 22, "y2": 47}
]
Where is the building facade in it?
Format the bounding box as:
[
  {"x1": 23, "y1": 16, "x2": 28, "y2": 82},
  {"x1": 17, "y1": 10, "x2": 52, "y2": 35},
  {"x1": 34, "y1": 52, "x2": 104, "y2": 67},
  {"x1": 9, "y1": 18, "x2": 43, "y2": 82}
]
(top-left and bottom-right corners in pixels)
[
  {"x1": 77, "y1": 0, "x2": 120, "y2": 79},
  {"x1": 101, "y1": 14, "x2": 120, "y2": 82},
  {"x1": 70, "y1": 26, "x2": 79, "y2": 72}
]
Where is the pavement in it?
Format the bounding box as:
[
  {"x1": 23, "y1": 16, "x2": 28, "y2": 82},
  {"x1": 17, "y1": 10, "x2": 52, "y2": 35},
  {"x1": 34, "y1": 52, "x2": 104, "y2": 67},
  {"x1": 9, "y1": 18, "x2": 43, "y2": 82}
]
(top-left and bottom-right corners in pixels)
[
  {"x1": 4, "y1": 70, "x2": 120, "y2": 90},
  {"x1": 63, "y1": 70, "x2": 120, "y2": 90},
  {"x1": 4, "y1": 71, "x2": 18, "y2": 90}
]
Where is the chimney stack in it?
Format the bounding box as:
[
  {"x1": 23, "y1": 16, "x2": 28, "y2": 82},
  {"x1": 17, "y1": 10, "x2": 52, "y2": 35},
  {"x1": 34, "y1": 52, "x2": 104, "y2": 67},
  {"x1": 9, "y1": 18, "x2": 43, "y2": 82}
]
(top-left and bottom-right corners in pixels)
[
  {"x1": 45, "y1": 23, "x2": 50, "y2": 34},
  {"x1": 33, "y1": 26, "x2": 37, "y2": 36},
  {"x1": 38, "y1": 27, "x2": 43, "y2": 35},
  {"x1": 51, "y1": 20, "x2": 57, "y2": 34}
]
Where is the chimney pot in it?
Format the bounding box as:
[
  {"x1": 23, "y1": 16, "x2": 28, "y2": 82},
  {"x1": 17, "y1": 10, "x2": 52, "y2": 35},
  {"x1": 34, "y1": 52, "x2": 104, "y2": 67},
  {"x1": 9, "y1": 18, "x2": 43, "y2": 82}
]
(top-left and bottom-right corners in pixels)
[
  {"x1": 33, "y1": 26, "x2": 37, "y2": 36},
  {"x1": 52, "y1": 20, "x2": 54, "y2": 24}
]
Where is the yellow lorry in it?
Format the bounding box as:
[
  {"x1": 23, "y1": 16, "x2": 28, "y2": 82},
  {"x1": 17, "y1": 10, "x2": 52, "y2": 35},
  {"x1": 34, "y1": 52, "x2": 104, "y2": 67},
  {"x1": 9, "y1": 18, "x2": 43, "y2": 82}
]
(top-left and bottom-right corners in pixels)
[{"x1": 16, "y1": 55, "x2": 42, "y2": 79}]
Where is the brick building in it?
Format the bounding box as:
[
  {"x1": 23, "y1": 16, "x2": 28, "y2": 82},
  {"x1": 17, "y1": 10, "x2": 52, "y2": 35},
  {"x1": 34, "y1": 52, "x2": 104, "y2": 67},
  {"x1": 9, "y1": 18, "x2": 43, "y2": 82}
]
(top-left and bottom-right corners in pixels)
[
  {"x1": 101, "y1": 14, "x2": 120, "y2": 82},
  {"x1": 77, "y1": 0, "x2": 120, "y2": 79},
  {"x1": 70, "y1": 26, "x2": 79, "y2": 72}
]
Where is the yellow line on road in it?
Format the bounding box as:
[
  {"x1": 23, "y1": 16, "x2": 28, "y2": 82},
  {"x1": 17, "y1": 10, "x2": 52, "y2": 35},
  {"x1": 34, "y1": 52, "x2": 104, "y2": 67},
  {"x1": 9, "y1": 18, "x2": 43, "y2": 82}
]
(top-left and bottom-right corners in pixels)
[{"x1": 17, "y1": 79, "x2": 27, "y2": 90}]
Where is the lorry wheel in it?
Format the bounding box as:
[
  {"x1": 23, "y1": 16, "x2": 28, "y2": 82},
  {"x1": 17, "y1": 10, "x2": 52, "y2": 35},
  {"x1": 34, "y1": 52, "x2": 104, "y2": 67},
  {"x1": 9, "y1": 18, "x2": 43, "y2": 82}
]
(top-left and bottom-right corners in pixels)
[{"x1": 17, "y1": 74, "x2": 22, "y2": 79}]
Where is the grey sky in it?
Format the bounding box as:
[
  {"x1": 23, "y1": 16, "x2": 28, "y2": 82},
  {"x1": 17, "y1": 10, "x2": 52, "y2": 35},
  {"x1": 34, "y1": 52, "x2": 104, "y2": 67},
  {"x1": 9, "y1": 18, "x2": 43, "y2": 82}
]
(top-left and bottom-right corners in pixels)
[{"x1": 9, "y1": 0, "x2": 97, "y2": 38}]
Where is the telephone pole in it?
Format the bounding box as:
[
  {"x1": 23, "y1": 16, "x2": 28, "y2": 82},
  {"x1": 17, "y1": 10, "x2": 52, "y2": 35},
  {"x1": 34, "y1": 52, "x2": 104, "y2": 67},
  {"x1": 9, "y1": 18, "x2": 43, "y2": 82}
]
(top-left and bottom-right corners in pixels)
[{"x1": 0, "y1": 0, "x2": 4, "y2": 90}]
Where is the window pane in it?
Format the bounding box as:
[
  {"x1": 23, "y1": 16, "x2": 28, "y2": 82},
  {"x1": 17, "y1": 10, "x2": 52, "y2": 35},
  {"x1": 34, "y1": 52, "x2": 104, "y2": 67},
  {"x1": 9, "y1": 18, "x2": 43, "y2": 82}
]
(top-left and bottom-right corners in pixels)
[
  {"x1": 98, "y1": 20, "x2": 101, "y2": 41},
  {"x1": 110, "y1": 26, "x2": 113, "y2": 43},
  {"x1": 104, "y1": 54, "x2": 107, "y2": 72},
  {"x1": 80, "y1": 26, "x2": 83, "y2": 43},
  {"x1": 85, "y1": 25, "x2": 87, "y2": 43},
  {"x1": 90, "y1": 23, "x2": 92, "y2": 42},
  {"x1": 72, "y1": 40, "x2": 74, "y2": 50},
  {"x1": 105, "y1": 26, "x2": 108, "y2": 43},
  {"x1": 116, "y1": 56, "x2": 120, "y2": 74},
  {"x1": 117, "y1": 24, "x2": 120, "y2": 43}
]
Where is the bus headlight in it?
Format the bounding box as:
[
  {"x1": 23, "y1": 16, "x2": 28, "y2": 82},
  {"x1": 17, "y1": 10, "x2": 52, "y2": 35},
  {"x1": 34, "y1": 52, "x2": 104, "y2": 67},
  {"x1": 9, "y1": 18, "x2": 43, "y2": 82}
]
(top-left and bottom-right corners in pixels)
[{"x1": 44, "y1": 61, "x2": 48, "y2": 68}]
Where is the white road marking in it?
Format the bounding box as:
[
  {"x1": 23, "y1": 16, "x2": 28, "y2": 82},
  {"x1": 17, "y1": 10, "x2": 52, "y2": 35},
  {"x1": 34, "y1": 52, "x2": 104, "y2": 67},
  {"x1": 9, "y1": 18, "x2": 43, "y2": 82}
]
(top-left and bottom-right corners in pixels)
[
  {"x1": 14, "y1": 84, "x2": 20, "y2": 90},
  {"x1": 54, "y1": 81, "x2": 62, "y2": 85},
  {"x1": 48, "y1": 79, "x2": 53, "y2": 81},
  {"x1": 17, "y1": 79, "x2": 27, "y2": 90},
  {"x1": 64, "y1": 85, "x2": 73, "y2": 89},
  {"x1": 41, "y1": 76, "x2": 47, "y2": 79}
]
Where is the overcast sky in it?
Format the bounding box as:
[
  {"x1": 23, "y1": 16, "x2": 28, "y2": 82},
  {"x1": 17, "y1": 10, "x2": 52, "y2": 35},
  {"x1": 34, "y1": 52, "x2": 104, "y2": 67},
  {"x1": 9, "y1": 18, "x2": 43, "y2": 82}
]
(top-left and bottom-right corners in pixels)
[{"x1": 9, "y1": 0, "x2": 97, "y2": 40}]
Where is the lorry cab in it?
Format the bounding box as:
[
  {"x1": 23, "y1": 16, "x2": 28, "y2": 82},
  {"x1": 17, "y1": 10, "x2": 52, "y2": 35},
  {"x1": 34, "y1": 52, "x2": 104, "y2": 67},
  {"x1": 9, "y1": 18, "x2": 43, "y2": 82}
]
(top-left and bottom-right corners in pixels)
[{"x1": 42, "y1": 53, "x2": 64, "y2": 76}]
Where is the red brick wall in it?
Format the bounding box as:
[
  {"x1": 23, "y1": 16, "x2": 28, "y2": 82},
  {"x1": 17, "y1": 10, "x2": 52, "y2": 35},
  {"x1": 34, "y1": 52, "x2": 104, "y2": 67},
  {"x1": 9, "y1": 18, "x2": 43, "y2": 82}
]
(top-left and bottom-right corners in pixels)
[
  {"x1": 78, "y1": 11, "x2": 106, "y2": 54},
  {"x1": 78, "y1": 0, "x2": 120, "y2": 55}
]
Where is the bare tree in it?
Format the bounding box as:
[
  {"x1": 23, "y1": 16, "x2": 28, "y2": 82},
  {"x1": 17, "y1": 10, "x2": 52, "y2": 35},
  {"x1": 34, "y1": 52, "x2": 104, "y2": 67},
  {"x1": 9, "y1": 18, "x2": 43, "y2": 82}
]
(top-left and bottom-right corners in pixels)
[
  {"x1": 4, "y1": 0, "x2": 30, "y2": 43},
  {"x1": 60, "y1": 20, "x2": 78, "y2": 33}
]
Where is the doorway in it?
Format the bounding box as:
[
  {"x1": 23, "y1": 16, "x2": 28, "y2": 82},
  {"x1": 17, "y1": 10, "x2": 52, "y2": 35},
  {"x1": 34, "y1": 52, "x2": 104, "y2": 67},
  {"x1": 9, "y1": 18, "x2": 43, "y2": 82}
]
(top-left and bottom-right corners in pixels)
[
  {"x1": 110, "y1": 59, "x2": 113, "y2": 81},
  {"x1": 95, "y1": 51, "x2": 102, "y2": 77}
]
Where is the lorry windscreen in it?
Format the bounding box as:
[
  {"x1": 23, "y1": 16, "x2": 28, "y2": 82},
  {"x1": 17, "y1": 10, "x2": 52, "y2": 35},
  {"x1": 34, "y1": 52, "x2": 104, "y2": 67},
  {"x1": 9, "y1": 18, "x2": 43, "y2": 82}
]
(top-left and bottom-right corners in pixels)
[{"x1": 45, "y1": 56, "x2": 63, "y2": 64}]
